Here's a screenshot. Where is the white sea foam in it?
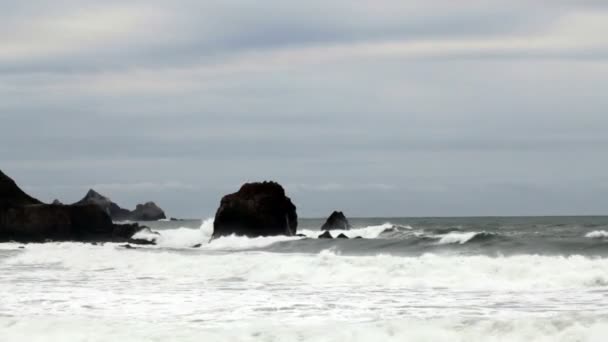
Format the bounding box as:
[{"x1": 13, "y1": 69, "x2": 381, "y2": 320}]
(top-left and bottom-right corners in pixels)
[
  {"x1": 5, "y1": 244, "x2": 608, "y2": 290},
  {"x1": 3, "y1": 242, "x2": 608, "y2": 341},
  {"x1": 586, "y1": 230, "x2": 608, "y2": 239},
  {"x1": 1, "y1": 315, "x2": 607, "y2": 342}
]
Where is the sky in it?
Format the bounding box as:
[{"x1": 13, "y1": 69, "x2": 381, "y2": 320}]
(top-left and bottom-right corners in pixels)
[{"x1": 2, "y1": 0, "x2": 608, "y2": 218}]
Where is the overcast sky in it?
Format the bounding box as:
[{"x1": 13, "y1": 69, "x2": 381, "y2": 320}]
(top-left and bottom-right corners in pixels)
[{"x1": 2, "y1": 0, "x2": 608, "y2": 218}]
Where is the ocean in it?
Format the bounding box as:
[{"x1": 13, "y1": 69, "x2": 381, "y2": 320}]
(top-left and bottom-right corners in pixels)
[{"x1": 2, "y1": 216, "x2": 608, "y2": 341}]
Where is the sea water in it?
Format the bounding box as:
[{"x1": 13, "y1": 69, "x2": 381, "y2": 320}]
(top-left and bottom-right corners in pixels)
[{"x1": 1, "y1": 216, "x2": 608, "y2": 341}]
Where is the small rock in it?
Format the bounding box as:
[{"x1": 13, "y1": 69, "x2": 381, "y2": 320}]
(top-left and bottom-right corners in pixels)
[
  {"x1": 318, "y1": 231, "x2": 333, "y2": 239},
  {"x1": 192, "y1": 243, "x2": 202, "y2": 248},
  {"x1": 321, "y1": 211, "x2": 351, "y2": 231},
  {"x1": 336, "y1": 233, "x2": 349, "y2": 239}
]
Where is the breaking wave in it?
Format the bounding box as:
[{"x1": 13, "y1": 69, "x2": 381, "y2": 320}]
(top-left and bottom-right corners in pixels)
[{"x1": 586, "y1": 230, "x2": 608, "y2": 239}]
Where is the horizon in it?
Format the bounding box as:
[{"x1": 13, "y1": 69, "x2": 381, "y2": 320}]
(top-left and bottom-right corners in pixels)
[
  {"x1": 2, "y1": 1, "x2": 608, "y2": 218},
  {"x1": 5, "y1": 170, "x2": 608, "y2": 219}
]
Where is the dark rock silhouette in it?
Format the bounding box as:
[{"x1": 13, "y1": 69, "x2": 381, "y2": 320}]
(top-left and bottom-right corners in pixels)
[
  {"x1": 130, "y1": 202, "x2": 165, "y2": 221},
  {"x1": 0, "y1": 170, "x2": 150, "y2": 243},
  {"x1": 0, "y1": 170, "x2": 41, "y2": 207},
  {"x1": 75, "y1": 190, "x2": 166, "y2": 221},
  {"x1": 336, "y1": 233, "x2": 349, "y2": 239},
  {"x1": 321, "y1": 211, "x2": 351, "y2": 230},
  {"x1": 51, "y1": 199, "x2": 63, "y2": 205},
  {"x1": 213, "y1": 181, "x2": 297, "y2": 238},
  {"x1": 75, "y1": 189, "x2": 129, "y2": 218},
  {"x1": 318, "y1": 231, "x2": 333, "y2": 239}
]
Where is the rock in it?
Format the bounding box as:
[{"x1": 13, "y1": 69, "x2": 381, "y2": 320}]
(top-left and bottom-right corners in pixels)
[
  {"x1": 321, "y1": 211, "x2": 351, "y2": 230},
  {"x1": 0, "y1": 170, "x2": 41, "y2": 207},
  {"x1": 128, "y1": 238, "x2": 156, "y2": 245},
  {"x1": 120, "y1": 244, "x2": 136, "y2": 249},
  {"x1": 212, "y1": 181, "x2": 298, "y2": 238},
  {"x1": 75, "y1": 189, "x2": 130, "y2": 218},
  {"x1": 51, "y1": 199, "x2": 63, "y2": 205},
  {"x1": 0, "y1": 170, "x2": 150, "y2": 243},
  {"x1": 191, "y1": 243, "x2": 202, "y2": 248},
  {"x1": 130, "y1": 202, "x2": 166, "y2": 221},
  {"x1": 354, "y1": 236, "x2": 363, "y2": 239},
  {"x1": 336, "y1": 233, "x2": 349, "y2": 239},
  {"x1": 296, "y1": 233, "x2": 307, "y2": 237},
  {"x1": 318, "y1": 231, "x2": 333, "y2": 239},
  {"x1": 74, "y1": 189, "x2": 166, "y2": 221}
]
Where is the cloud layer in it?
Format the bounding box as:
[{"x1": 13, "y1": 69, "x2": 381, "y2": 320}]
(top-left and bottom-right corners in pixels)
[{"x1": 2, "y1": 1, "x2": 608, "y2": 217}]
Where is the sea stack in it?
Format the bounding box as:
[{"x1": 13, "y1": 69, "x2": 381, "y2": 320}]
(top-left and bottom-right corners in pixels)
[
  {"x1": 0, "y1": 170, "x2": 146, "y2": 243},
  {"x1": 212, "y1": 181, "x2": 298, "y2": 238},
  {"x1": 321, "y1": 211, "x2": 351, "y2": 230},
  {"x1": 75, "y1": 190, "x2": 166, "y2": 221}
]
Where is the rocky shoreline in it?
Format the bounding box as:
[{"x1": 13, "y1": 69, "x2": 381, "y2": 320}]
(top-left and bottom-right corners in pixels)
[{"x1": 1, "y1": 169, "x2": 354, "y2": 243}]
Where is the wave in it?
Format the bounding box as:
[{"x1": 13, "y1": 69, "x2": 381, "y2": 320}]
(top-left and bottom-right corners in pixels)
[
  {"x1": 299, "y1": 222, "x2": 399, "y2": 239},
  {"x1": 586, "y1": 230, "x2": 608, "y2": 239},
  {"x1": 132, "y1": 220, "x2": 407, "y2": 250},
  {"x1": 436, "y1": 231, "x2": 497, "y2": 245},
  {"x1": 6, "y1": 245, "x2": 608, "y2": 290}
]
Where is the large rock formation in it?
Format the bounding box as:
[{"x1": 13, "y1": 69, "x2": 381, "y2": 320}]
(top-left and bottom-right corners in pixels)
[
  {"x1": 75, "y1": 190, "x2": 166, "y2": 221},
  {"x1": 213, "y1": 181, "x2": 297, "y2": 238},
  {"x1": 321, "y1": 211, "x2": 351, "y2": 230},
  {"x1": 0, "y1": 170, "x2": 147, "y2": 243}
]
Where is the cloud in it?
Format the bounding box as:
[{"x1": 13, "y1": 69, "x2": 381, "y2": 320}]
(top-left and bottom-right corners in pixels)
[
  {"x1": 2, "y1": 1, "x2": 608, "y2": 217},
  {"x1": 2, "y1": 1, "x2": 605, "y2": 73}
]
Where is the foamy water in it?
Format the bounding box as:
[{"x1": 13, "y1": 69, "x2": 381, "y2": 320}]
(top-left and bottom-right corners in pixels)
[{"x1": 2, "y1": 216, "x2": 608, "y2": 341}]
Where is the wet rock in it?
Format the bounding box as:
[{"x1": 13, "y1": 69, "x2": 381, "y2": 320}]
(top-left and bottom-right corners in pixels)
[
  {"x1": 336, "y1": 233, "x2": 349, "y2": 239},
  {"x1": 191, "y1": 243, "x2": 202, "y2": 248},
  {"x1": 318, "y1": 231, "x2": 333, "y2": 239},
  {"x1": 212, "y1": 181, "x2": 298, "y2": 238},
  {"x1": 321, "y1": 211, "x2": 351, "y2": 230}
]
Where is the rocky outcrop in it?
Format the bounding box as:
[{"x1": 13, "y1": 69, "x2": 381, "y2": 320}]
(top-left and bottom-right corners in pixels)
[
  {"x1": 0, "y1": 170, "x2": 41, "y2": 207},
  {"x1": 336, "y1": 233, "x2": 349, "y2": 239},
  {"x1": 0, "y1": 170, "x2": 149, "y2": 243},
  {"x1": 318, "y1": 231, "x2": 333, "y2": 239},
  {"x1": 321, "y1": 211, "x2": 351, "y2": 230},
  {"x1": 75, "y1": 190, "x2": 166, "y2": 221},
  {"x1": 75, "y1": 189, "x2": 130, "y2": 219},
  {"x1": 130, "y1": 202, "x2": 165, "y2": 221},
  {"x1": 213, "y1": 181, "x2": 297, "y2": 238}
]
